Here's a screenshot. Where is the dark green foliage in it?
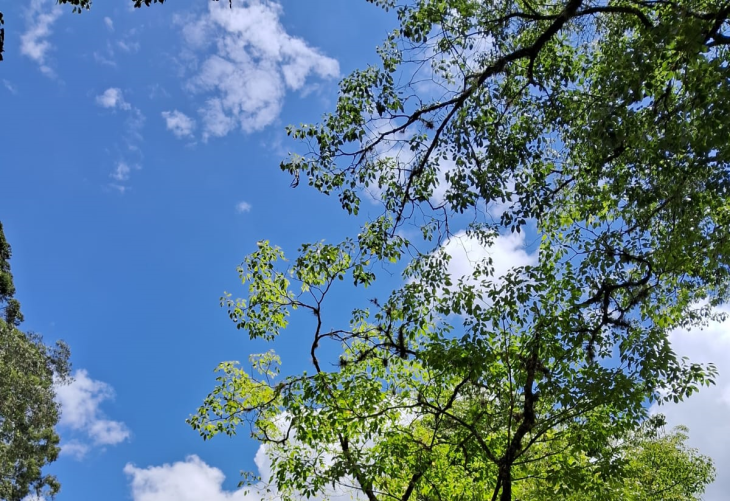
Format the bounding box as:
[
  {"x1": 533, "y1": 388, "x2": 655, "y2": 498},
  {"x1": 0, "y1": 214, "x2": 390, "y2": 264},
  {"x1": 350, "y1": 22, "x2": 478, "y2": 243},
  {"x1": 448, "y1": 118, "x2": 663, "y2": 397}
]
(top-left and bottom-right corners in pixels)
[
  {"x1": 0, "y1": 224, "x2": 23, "y2": 327},
  {"x1": 0, "y1": 223, "x2": 70, "y2": 501}
]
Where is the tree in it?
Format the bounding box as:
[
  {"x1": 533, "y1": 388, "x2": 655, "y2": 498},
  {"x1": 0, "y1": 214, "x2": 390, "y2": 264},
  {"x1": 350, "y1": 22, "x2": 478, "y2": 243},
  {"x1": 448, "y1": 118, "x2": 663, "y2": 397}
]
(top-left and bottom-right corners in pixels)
[
  {"x1": 516, "y1": 416, "x2": 716, "y2": 500},
  {"x1": 0, "y1": 222, "x2": 71, "y2": 501},
  {"x1": 190, "y1": 1, "x2": 730, "y2": 500}
]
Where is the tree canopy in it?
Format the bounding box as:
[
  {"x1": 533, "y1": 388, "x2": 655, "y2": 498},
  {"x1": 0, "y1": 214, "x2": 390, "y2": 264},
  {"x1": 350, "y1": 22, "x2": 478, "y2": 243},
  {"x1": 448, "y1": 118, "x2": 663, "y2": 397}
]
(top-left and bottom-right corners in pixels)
[
  {"x1": 0, "y1": 222, "x2": 71, "y2": 501},
  {"x1": 516, "y1": 416, "x2": 715, "y2": 500},
  {"x1": 186, "y1": 0, "x2": 728, "y2": 499}
]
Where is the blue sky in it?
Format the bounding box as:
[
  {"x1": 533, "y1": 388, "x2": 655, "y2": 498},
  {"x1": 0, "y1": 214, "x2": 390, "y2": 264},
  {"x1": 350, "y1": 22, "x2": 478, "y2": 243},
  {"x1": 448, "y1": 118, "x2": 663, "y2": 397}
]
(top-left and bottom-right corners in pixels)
[{"x1": 1, "y1": 1, "x2": 729, "y2": 500}]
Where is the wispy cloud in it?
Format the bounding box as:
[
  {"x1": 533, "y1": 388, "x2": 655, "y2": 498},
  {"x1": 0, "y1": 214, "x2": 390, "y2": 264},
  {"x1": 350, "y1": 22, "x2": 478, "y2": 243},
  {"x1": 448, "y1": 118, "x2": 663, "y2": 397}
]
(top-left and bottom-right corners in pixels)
[
  {"x1": 117, "y1": 38, "x2": 140, "y2": 54},
  {"x1": 55, "y1": 369, "x2": 130, "y2": 459},
  {"x1": 93, "y1": 47, "x2": 118, "y2": 68},
  {"x1": 235, "y1": 201, "x2": 252, "y2": 213},
  {"x1": 178, "y1": 0, "x2": 339, "y2": 140},
  {"x1": 2, "y1": 79, "x2": 18, "y2": 94},
  {"x1": 161, "y1": 110, "x2": 196, "y2": 138},
  {"x1": 110, "y1": 162, "x2": 131, "y2": 181},
  {"x1": 20, "y1": 0, "x2": 63, "y2": 77},
  {"x1": 110, "y1": 161, "x2": 140, "y2": 182},
  {"x1": 92, "y1": 27, "x2": 141, "y2": 67},
  {"x1": 95, "y1": 88, "x2": 146, "y2": 191},
  {"x1": 148, "y1": 84, "x2": 171, "y2": 100}
]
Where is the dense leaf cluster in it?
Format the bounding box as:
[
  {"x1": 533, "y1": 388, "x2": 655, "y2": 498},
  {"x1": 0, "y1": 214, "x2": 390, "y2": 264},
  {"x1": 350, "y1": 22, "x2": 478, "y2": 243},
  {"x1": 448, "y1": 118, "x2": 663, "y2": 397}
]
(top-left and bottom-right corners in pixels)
[{"x1": 0, "y1": 223, "x2": 70, "y2": 501}]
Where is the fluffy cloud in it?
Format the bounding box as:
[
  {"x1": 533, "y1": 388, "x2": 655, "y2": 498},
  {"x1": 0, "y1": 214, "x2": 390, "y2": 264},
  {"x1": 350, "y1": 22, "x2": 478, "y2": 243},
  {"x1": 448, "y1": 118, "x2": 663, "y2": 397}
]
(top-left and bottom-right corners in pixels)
[
  {"x1": 59, "y1": 440, "x2": 90, "y2": 459},
  {"x1": 161, "y1": 110, "x2": 196, "y2": 138},
  {"x1": 124, "y1": 446, "x2": 358, "y2": 501},
  {"x1": 55, "y1": 369, "x2": 130, "y2": 459},
  {"x1": 441, "y1": 230, "x2": 538, "y2": 284},
  {"x1": 88, "y1": 419, "x2": 131, "y2": 445},
  {"x1": 124, "y1": 455, "x2": 253, "y2": 501},
  {"x1": 96, "y1": 88, "x2": 132, "y2": 111},
  {"x1": 110, "y1": 161, "x2": 132, "y2": 182},
  {"x1": 180, "y1": 0, "x2": 339, "y2": 140},
  {"x1": 650, "y1": 307, "x2": 730, "y2": 501},
  {"x1": 235, "y1": 201, "x2": 252, "y2": 213},
  {"x1": 20, "y1": 0, "x2": 63, "y2": 77},
  {"x1": 104, "y1": 16, "x2": 114, "y2": 32}
]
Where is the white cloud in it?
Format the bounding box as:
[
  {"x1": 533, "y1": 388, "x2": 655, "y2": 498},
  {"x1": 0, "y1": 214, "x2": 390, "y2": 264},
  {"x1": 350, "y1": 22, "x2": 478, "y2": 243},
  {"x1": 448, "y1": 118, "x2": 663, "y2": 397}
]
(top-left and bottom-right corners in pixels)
[
  {"x1": 20, "y1": 0, "x2": 63, "y2": 77},
  {"x1": 361, "y1": 118, "x2": 416, "y2": 205},
  {"x1": 180, "y1": 0, "x2": 339, "y2": 140},
  {"x1": 93, "y1": 50, "x2": 117, "y2": 67},
  {"x1": 429, "y1": 159, "x2": 454, "y2": 208},
  {"x1": 441, "y1": 230, "x2": 538, "y2": 284},
  {"x1": 108, "y1": 162, "x2": 141, "y2": 188},
  {"x1": 126, "y1": 108, "x2": 147, "y2": 144},
  {"x1": 60, "y1": 440, "x2": 91, "y2": 460},
  {"x1": 95, "y1": 89, "x2": 146, "y2": 189},
  {"x1": 148, "y1": 84, "x2": 171, "y2": 100},
  {"x1": 96, "y1": 88, "x2": 132, "y2": 111},
  {"x1": 55, "y1": 369, "x2": 130, "y2": 458},
  {"x1": 161, "y1": 110, "x2": 196, "y2": 138},
  {"x1": 125, "y1": 456, "x2": 253, "y2": 501},
  {"x1": 89, "y1": 419, "x2": 132, "y2": 445},
  {"x1": 93, "y1": 41, "x2": 118, "y2": 67},
  {"x1": 124, "y1": 447, "x2": 359, "y2": 501},
  {"x1": 2, "y1": 79, "x2": 18, "y2": 94},
  {"x1": 236, "y1": 201, "x2": 252, "y2": 213},
  {"x1": 110, "y1": 161, "x2": 132, "y2": 181},
  {"x1": 117, "y1": 39, "x2": 141, "y2": 53},
  {"x1": 650, "y1": 307, "x2": 730, "y2": 501},
  {"x1": 92, "y1": 28, "x2": 139, "y2": 67}
]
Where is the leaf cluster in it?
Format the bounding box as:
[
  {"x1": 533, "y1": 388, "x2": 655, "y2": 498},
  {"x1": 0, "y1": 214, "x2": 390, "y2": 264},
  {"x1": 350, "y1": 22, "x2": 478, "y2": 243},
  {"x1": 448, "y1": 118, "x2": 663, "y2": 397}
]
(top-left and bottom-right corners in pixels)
[{"x1": 0, "y1": 223, "x2": 71, "y2": 501}]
